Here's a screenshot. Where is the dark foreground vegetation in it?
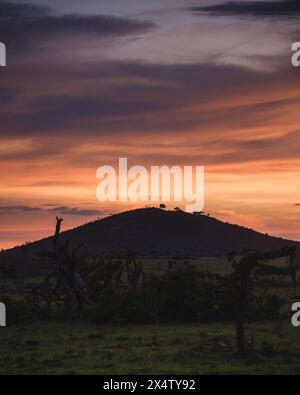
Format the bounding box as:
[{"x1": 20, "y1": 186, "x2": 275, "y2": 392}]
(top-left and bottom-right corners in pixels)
[{"x1": 1, "y1": 216, "x2": 300, "y2": 374}]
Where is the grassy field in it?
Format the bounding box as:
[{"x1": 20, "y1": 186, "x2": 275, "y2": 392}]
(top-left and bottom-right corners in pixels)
[
  {"x1": 1, "y1": 320, "x2": 300, "y2": 375},
  {"x1": 140, "y1": 256, "x2": 290, "y2": 277},
  {"x1": 141, "y1": 257, "x2": 232, "y2": 276},
  {"x1": 1, "y1": 255, "x2": 298, "y2": 375}
]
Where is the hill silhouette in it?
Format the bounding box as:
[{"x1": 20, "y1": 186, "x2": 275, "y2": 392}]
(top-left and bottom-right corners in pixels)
[{"x1": 5, "y1": 208, "x2": 299, "y2": 258}]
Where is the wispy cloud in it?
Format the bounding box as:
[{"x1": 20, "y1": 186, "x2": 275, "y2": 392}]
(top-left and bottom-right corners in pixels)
[
  {"x1": 0, "y1": 0, "x2": 155, "y2": 56},
  {"x1": 1, "y1": 61, "x2": 298, "y2": 139},
  {"x1": 0, "y1": 205, "x2": 104, "y2": 217},
  {"x1": 191, "y1": 0, "x2": 300, "y2": 18},
  {"x1": 50, "y1": 206, "x2": 104, "y2": 217},
  {"x1": 0, "y1": 205, "x2": 42, "y2": 213}
]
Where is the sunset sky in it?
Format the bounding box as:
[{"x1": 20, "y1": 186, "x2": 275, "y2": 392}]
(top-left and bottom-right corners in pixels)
[{"x1": 0, "y1": 0, "x2": 300, "y2": 249}]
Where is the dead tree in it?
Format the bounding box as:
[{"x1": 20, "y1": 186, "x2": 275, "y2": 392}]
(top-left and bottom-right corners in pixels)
[
  {"x1": 227, "y1": 254, "x2": 254, "y2": 355},
  {"x1": 37, "y1": 217, "x2": 93, "y2": 318},
  {"x1": 227, "y1": 249, "x2": 292, "y2": 354}
]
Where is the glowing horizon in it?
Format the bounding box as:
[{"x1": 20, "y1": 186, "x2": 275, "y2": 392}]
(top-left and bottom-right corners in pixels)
[{"x1": 1, "y1": 0, "x2": 300, "y2": 249}]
